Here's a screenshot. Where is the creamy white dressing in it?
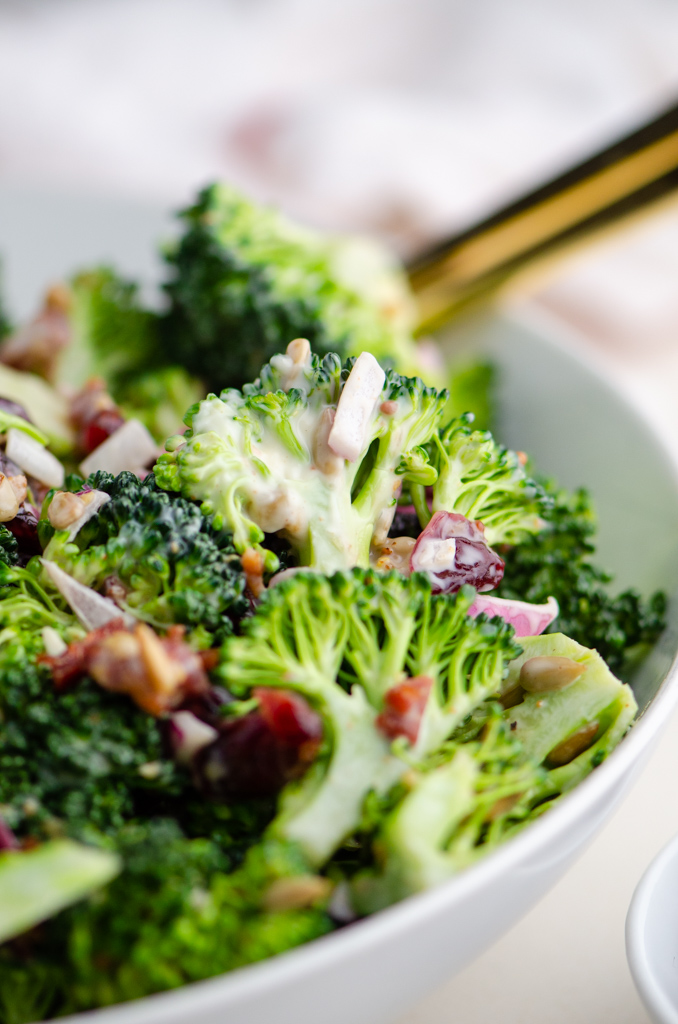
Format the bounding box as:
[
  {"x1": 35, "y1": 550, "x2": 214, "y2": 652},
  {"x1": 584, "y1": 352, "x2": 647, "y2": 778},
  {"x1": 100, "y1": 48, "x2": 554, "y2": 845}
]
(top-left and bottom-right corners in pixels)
[{"x1": 414, "y1": 536, "x2": 456, "y2": 572}]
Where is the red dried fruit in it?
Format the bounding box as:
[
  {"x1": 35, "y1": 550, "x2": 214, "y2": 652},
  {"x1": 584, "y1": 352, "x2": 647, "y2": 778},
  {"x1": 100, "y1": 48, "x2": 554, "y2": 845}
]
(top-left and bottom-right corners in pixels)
[
  {"x1": 194, "y1": 688, "x2": 323, "y2": 800},
  {"x1": 410, "y1": 510, "x2": 504, "y2": 594},
  {"x1": 81, "y1": 409, "x2": 126, "y2": 454},
  {"x1": 376, "y1": 675, "x2": 433, "y2": 743}
]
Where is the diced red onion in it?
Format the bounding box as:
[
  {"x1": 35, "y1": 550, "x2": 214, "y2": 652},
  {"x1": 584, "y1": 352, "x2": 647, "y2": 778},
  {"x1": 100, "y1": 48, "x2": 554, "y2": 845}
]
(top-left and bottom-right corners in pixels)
[
  {"x1": 41, "y1": 559, "x2": 135, "y2": 631},
  {"x1": 468, "y1": 594, "x2": 559, "y2": 637},
  {"x1": 168, "y1": 710, "x2": 219, "y2": 765},
  {"x1": 410, "y1": 511, "x2": 504, "y2": 594}
]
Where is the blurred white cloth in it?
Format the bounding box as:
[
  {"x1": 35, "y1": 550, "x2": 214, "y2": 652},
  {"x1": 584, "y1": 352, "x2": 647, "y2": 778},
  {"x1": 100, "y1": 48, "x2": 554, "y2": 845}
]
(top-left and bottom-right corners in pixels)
[{"x1": 0, "y1": 0, "x2": 677, "y2": 430}]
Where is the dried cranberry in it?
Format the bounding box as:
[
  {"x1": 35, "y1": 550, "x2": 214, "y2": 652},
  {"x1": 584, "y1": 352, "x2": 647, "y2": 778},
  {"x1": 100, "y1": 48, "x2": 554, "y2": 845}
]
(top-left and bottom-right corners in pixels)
[
  {"x1": 0, "y1": 397, "x2": 32, "y2": 423},
  {"x1": 81, "y1": 409, "x2": 125, "y2": 454},
  {"x1": 410, "y1": 511, "x2": 504, "y2": 595},
  {"x1": 177, "y1": 685, "x2": 234, "y2": 727},
  {"x1": 376, "y1": 675, "x2": 432, "y2": 743},
  {"x1": 6, "y1": 504, "x2": 41, "y2": 564},
  {"x1": 193, "y1": 688, "x2": 322, "y2": 800}
]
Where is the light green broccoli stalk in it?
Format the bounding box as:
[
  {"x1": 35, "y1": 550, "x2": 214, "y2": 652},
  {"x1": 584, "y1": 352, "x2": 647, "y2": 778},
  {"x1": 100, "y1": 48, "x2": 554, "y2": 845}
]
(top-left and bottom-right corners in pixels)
[
  {"x1": 414, "y1": 412, "x2": 548, "y2": 545},
  {"x1": 159, "y1": 182, "x2": 426, "y2": 392},
  {"x1": 155, "y1": 346, "x2": 449, "y2": 573},
  {"x1": 500, "y1": 632, "x2": 638, "y2": 805},
  {"x1": 351, "y1": 709, "x2": 542, "y2": 914},
  {"x1": 0, "y1": 840, "x2": 121, "y2": 944},
  {"x1": 220, "y1": 570, "x2": 520, "y2": 867}
]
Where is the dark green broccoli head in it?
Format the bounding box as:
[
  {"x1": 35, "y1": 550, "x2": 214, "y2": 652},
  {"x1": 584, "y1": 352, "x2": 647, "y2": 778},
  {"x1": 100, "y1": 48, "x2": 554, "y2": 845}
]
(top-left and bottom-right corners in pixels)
[
  {"x1": 0, "y1": 524, "x2": 18, "y2": 567},
  {"x1": 498, "y1": 483, "x2": 666, "y2": 676},
  {"x1": 159, "y1": 183, "x2": 422, "y2": 392},
  {"x1": 41, "y1": 472, "x2": 249, "y2": 645}
]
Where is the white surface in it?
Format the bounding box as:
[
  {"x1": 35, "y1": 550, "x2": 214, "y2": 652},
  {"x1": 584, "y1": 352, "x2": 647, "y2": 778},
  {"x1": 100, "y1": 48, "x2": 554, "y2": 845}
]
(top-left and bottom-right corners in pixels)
[{"x1": 627, "y1": 831, "x2": 678, "y2": 1024}]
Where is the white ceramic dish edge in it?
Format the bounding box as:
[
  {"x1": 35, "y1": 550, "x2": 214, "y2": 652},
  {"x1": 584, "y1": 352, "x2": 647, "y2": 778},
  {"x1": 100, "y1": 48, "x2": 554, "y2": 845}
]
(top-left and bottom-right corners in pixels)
[{"x1": 627, "y1": 833, "x2": 678, "y2": 1024}]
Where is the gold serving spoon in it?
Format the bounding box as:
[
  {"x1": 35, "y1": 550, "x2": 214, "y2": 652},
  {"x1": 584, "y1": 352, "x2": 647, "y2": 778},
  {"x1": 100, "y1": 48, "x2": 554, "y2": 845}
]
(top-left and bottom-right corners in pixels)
[{"x1": 408, "y1": 99, "x2": 678, "y2": 333}]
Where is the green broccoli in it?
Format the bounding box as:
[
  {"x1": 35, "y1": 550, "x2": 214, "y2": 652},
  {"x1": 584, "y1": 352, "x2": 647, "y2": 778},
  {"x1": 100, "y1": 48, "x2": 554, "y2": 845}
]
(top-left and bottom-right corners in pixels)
[
  {"x1": 0, "y1": 525, "x2": 18, "y2": 567},
  {"x1": 417, "y1": 412, "x2": 548, "y2": 545},
  {"x1": 501, "y1": 633, "x2": 637, "y2": 800},
  {"x1": 40, "y1": 471, "x2": 249, "y2": 645},
  {"x1": 0, "y1": 839, "x2": 120, "y2": 944},
  {"x1": 350, "y1": 709, "x2": 542, "y2": 914},
  {"x1": 498, "y1": 483, "x2": 666, "y2": 675},
  {"x1": 221, "y1": 570, "x2": 520, "y2": 867},
  {"x1": 155, "y1": 347, "x2": 450, "y2": 573},
  {"x1": 351, "y1": 631, "x2": 635, "y2": 913},
  {"x1": 64, "y1": 268, "x2": 204, "y2": 441},
  {"x1": 1, "y1": 822, "x2": 332, "y2": 1016},
  {"x1": 159, "y1": 183, "x2": 426, "y2": 392},
  {"x1": 156, "y1": 346, "x2": 551, "y2": 572}
]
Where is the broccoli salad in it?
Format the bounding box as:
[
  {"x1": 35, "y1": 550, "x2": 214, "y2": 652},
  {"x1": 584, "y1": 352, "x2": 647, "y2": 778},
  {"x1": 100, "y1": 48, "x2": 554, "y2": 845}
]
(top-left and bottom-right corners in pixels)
[{"x1": 0, "y1": 184, "x2": 665, "y2": 1022}]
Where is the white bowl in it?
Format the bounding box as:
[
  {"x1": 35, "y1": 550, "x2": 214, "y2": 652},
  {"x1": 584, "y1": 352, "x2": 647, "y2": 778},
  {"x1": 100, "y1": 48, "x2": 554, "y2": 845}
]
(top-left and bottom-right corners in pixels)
[
  {"x1": 627, "y1": 832, "x2": 678, "y2": 1024},
  {"x1": 1, "y1": 187, "x2": 678, "y2": 1024}
]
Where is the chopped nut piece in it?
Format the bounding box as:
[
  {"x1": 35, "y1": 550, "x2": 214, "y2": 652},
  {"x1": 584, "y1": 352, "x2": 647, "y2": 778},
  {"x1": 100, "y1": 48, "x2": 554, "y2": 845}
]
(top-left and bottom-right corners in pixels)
[
  {"x1": 546, "y1": 721, "x2": 599, "y2": 767},
  {"x1": 374, "y1": 535, "x2": 416, "y2": 573},
  {"x1": 519, "y1": 656, "x2": 585, "y2": 693},
  {"x1": 262, "y1": 875, "x2": 332, "y2": 912},
  {"x1": 48, "y1": 491, "x2": 87, "y2": 530},
  {"x1": 135, "y1": 623, "x2": 188, "y2": 696},
  {"x1": 0, "y1": 474, "x2": 20, "y2": 522}
]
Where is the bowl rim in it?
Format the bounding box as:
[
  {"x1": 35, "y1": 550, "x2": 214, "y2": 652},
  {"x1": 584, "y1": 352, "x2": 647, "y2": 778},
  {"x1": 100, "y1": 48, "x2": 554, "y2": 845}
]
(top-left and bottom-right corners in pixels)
[
  {"x1": 55, "y1": 306, "x2": 678, "y2": 1024},
  {"x1": 627, "y1": 831, "x2": 678, "y2": 1024}
]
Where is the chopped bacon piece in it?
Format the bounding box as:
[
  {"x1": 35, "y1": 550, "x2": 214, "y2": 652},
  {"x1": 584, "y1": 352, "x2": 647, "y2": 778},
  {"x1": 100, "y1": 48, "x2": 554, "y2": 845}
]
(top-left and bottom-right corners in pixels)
[
  {"x1": 40, "y1": 619, "x2": 210, "y2": 715},
  {"x1": 241, "y1": 547, "x2": 266, "y2": 598},
  {"x1": 376, "y1": 675, "x2": 433, "y2": 743},
  {"x1": 39, "y1": 618, "x2": 128, "y2": 690},
  {"x1": 194, "y1": 688, "x2": 323, "y2": 800}
]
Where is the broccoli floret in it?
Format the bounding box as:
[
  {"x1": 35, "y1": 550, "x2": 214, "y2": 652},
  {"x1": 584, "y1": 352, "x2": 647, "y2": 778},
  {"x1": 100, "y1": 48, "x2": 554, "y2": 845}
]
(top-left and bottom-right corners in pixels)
[
  {"x1": 156, "y1": 347, "x2": 449, "y2": 573},
  {"x1": 221, "y1": 570, "x2": 520, "y2": 867},
  {"x1": 351, "y1": 709, "x2": 542, "y2": 914},
  {"x1": 498, "y1": 484, "x2": 666, "y2": 675},
  {"x1": 351, "y1": 632, "x2": 636, "y2": 913},
  {"x1": 63, "y1": 268, "x2": 204, "y2": 441},
  {"x1": 7, "y1": 822, "x2": 332, "y2": 1014},
  {"x1": 421, "y1": 413, "x2": 548, "y2": 545},
  {"x1": 159, "y1": 183, "x2": 425, "y2": 391},
  {"x1": 41, "y1": 471, "x2": 249, "y2": 644},
  {"x1": 62, "y1": 268, "x2": 160, "y2": 393}
]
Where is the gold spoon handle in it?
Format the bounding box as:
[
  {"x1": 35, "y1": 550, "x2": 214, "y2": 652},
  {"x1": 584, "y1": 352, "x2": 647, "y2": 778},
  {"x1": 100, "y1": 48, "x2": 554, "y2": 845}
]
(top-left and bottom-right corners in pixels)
[{"x1": 408, "y1": 100, "x2": 678, "y2": 333}]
